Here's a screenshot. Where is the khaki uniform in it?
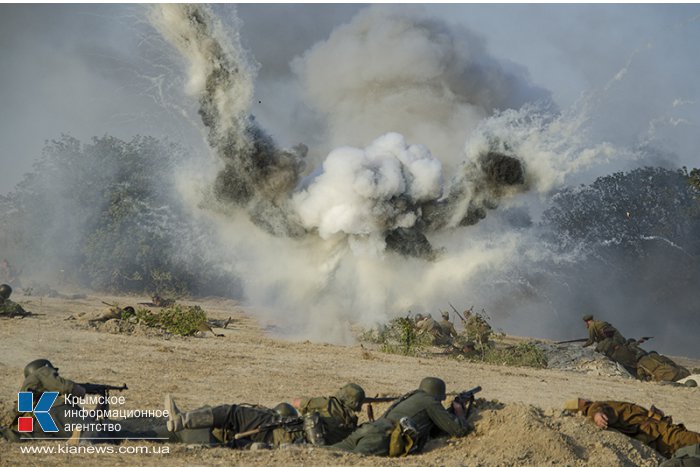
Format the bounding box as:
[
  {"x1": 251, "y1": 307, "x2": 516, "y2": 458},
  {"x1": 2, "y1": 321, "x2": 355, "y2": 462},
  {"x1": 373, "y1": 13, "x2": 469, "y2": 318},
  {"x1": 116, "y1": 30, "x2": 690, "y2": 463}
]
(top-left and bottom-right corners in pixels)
[
  {"x1": 637, "y1": 352, "x2": 691, "y2": 383},
  {"x1": 595, "y1": 339, "x2": 641, "y2": 376},
  {"x1": 582, "y1": 401, "x2": 700, "y2": 458},
  {"x1": 331, "y1": 390, "x2": 469, "y2": 456},
  {"x1": 438, "y1": 318, "x2": 458, "y2": 340},
  {"x1": 584, "y1": 320, "x2": 626, "y2": 348},
  {"x1": 297, "y1": 396, "x2": 358, "y2": 445}
]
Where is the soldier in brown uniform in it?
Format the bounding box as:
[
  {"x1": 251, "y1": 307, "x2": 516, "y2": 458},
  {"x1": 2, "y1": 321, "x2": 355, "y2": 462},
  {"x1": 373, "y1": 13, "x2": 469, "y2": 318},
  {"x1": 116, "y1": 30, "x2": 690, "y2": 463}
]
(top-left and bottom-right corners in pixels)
[
  {"x1": 564, "y1": 398, "x2": 700, "y2": 458},
  {"x1": 437, "y1": 311, "x2": 458, "y2": 343},
  {"x1": 582, "y1": 314, "x2": 627, "y2": 348}
]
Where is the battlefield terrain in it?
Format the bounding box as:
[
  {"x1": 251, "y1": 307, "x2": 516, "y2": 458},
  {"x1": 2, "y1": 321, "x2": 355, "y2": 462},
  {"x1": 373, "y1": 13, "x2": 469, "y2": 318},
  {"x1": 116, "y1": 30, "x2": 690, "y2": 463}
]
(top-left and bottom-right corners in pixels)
[{"x1": 1, "y1": 292, "x2": 698, "y2": 466}]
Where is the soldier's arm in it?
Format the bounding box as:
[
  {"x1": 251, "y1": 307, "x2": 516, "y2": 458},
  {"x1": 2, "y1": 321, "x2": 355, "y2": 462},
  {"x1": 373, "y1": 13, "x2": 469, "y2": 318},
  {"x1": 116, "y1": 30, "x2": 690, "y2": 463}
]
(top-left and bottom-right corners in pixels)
[
  {"x1": 35, "y1": 367, "x2": 85, "y2": 396},
  {"x1": 586, "y1": 402, "x2": 618, "y2": 429},
  {"x1": 426, "y1": 399, "x2": 470, "y2": 437}
]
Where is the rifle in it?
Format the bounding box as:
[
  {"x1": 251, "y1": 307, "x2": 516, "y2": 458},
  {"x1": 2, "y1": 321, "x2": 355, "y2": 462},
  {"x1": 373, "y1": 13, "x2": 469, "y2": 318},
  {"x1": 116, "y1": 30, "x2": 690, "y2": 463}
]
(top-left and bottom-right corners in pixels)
[
  {"x1": 77, "y1": 383, "x2": 128, "y2": 415},
  {"x1": 364, "y1": 396, "x2": 401, "y2": 422},
  {"x1": 233, "y1": 416, "x2": 304, "y2": 440},
  {"x1": 449, "y1": 386, "x2": 482, "y2": 419},
  {"x1": 554, "y1": 338, "x2": 589, "y2": 344},
  {"x1": 449, "y1": 303, "x2": 466, "y2": 323}
]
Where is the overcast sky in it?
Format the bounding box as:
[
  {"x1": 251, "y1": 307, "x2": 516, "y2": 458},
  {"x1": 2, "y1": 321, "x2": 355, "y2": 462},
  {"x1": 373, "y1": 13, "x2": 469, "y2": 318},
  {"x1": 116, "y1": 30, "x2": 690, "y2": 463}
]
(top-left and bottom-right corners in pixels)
[{"x1": 1, "y1": 4, "x2": 699, "y2": 193}]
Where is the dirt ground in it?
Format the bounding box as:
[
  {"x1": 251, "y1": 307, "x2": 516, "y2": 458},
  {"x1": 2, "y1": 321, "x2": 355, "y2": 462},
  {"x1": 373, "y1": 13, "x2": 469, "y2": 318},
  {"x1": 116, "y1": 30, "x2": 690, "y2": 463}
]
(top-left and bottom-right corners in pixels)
[{"x1": 1, "y1": 292, "x2": 698, "y2": 466}]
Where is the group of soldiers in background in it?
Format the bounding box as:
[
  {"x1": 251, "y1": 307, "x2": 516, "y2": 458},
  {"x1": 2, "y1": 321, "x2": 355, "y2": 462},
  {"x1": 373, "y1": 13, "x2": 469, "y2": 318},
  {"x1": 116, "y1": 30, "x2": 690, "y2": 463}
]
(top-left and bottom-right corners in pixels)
[
  {"x1": 3, "y1": 358, "x2": 700, "y2": 462},
  {"x1": 414, "y1": 307, "x2": 493, "y2": 354},
  {"x1": 581, "y1": 314, "x2": 693, "y2": 385}
]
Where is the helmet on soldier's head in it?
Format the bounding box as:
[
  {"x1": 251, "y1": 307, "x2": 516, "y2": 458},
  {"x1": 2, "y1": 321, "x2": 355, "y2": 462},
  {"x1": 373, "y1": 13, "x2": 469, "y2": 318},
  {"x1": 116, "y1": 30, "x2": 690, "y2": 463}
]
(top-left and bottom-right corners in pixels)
[
  {"x1": 335, "y1": 383, "x2": 366, "y2": 412},
  {"x1": 582, "y1": 314, "x2": 593, "y2": 322},
  {"x1": 0, "y1": 283, "x2": 12, "y2": 299},
  {"x1": 24, "y1": 359, "x2": 57, "y2": 378},
  {"x1": 273, "y1": 402, "x2": 298, "y2": 418},
  {"x1": 419, "y1": 377, "x2": 446, "y2": 401},
  {"x1": 685, "y1": 379, "x2": 698, "y2": 388},
  {"x1": 441, "y1": 311, "x2": 450, "y2": 320}
]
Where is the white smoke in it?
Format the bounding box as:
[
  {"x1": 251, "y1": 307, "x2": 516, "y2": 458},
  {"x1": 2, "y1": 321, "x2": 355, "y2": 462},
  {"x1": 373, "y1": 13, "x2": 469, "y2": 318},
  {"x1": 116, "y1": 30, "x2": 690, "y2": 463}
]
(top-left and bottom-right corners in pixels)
[{"x1": 151, "y1": 4, "x2": 620, "y2": 343}]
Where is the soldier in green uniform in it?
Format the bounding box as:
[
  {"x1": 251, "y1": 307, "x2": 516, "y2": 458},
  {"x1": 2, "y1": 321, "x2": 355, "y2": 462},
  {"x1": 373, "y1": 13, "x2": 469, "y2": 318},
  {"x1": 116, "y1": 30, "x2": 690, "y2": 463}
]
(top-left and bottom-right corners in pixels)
[
  {"x1": 331, "y1": 377, "x2": 471, "y2": 457},
  {"x1": 564, "y1": 398, "x2": 700, "y2": 458},
  {"x1": 2, "y1": 359, "x2": 171, "y2": 443},
  {"x1": 165, "y1": 395, "x2": 306, "y2": 447},
  {"x1": 0, "y1": 283, "x2": 29, "y2": 317},
  {"x1": 292, "y1": 382, "x2": 365, "y2": 445},
  {"x1": 166, "y1": 382, "x2": 365, "y2": 447}
]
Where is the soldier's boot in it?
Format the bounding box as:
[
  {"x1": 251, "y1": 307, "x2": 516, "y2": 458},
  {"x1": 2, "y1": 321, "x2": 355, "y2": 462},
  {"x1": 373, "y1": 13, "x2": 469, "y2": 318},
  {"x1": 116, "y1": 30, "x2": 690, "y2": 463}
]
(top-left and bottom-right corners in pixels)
[{"x1": 165, "y1": 394, "x2": 215, "y2": 432}]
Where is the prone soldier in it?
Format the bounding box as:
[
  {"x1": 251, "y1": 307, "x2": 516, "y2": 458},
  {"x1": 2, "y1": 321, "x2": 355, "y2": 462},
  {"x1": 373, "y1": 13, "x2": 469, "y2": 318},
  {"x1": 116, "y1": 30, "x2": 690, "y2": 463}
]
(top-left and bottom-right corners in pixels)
[
  {"x1": 564, "y1": 398, "x2": 700, "y2": 458},
  {"x1": 330, "y1": 377, "x2": 472, "y2": 457}
]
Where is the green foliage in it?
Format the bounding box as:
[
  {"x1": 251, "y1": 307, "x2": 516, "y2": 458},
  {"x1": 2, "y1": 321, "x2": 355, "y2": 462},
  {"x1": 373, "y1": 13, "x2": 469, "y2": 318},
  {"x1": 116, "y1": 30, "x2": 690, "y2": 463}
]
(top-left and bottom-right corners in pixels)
[
  {"x1": 476, "y1": 342, "x2": 548, "y2": 368},
  {"x1": 133, "y1": 304, "x2": 207, "y2": 336},
  {"x1": 359, "y1": 316, "x2": 432, "y2": 356},
  {"x1": 0, "y1": 134, "x2": 241, "y2": 298}
]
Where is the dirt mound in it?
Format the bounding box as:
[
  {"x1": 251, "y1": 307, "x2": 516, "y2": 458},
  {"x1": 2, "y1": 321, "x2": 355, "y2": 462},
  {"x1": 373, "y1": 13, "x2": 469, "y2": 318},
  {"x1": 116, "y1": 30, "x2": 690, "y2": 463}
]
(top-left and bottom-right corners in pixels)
[{"x1": 450, "y1": 401, "x2": 664, "y2": 466}]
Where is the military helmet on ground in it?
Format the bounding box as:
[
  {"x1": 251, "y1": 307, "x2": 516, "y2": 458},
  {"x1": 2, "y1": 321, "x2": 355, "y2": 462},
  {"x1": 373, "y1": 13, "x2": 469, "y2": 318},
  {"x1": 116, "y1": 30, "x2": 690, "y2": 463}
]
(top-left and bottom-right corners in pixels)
[
  {"x1": 24, "y1": 359, "x2": 57, "y2": 378},
  {"x1": 419, "y1": 377, "x2": 446, "y2": 401},
  {"x1": 273, "y1": 402, "x2": 298, "y2": 418},
  {"x1": 0, "y1": 283, "x2": 12, "y2": 299},
  {"x1": 335, "y1": 383, "x2": 366, "y2": 412}
]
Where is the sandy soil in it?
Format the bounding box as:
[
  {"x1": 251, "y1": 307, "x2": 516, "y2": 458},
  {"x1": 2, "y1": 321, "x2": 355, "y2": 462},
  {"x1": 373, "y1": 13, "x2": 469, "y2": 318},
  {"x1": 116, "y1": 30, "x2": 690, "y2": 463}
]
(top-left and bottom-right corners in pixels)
[{"x1": 1, "y1": 293, "x2": 698, "y2": 466}]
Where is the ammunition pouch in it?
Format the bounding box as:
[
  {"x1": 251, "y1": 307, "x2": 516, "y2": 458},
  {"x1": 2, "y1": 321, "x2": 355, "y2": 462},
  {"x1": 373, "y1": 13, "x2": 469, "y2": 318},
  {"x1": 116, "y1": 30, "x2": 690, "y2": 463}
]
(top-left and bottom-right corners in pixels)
[
  {"x1": 302, "y1": 412, "x2": 326, "y2": 446},
  {"x1": 388, "y1": 417, "x2": 417, "y2": 457}
]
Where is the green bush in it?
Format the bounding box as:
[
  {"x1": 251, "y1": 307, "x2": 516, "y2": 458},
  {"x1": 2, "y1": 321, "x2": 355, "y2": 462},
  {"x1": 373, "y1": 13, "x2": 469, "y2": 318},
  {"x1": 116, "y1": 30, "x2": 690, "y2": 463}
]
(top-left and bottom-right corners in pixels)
[
  {"x1": 134, "y1": 304, "x2": 207, "y2": 336},
  {"x1": 359, "y1": 316, "x2": 432, "y2": 356},
  {"x1": 477, "y1": 342, "x2": 548, "y2": 368}
]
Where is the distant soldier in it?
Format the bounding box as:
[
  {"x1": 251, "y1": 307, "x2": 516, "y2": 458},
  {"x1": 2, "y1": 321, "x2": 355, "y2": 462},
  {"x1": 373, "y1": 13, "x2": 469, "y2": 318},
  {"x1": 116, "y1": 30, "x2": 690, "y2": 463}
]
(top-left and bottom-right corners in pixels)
[
  {"x1": 462, "y1": 310, "x2": 492, "y2": 348},
  {"x1": 564, "y1": 398, "x2": 700, "y2": 458},
  {"x1": 582, "y1": 314, "x2": 626, "y2": 349},
  {"x1": 415, "y1": 314, "x2": 444, "y2": 345},
  {"x1": 331, "y1": 377, "x2": 471, "y2": 457},
  {"x1": 0, "y1": 283, "x2": 30, "y2": 317},
  {"x1": 437, "y1": 311, "x2": 458, "y2": 343}
]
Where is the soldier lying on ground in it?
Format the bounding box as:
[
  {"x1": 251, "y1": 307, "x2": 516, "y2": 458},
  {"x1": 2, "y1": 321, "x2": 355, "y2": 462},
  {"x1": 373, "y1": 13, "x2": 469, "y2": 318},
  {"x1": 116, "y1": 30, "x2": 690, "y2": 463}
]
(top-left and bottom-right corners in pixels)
[
  {"x1": 1, "y1": 359, "x2": 167, "y2": 443},
  {"x1": 564, "y1": 398, "x2": 700, "y2": 458},
  {"x1": 330, "y1": 377, "x2": 471, "y2": 457},
  {"x1": 165, "y1": 382, "x2": 366, "y2": 448},
  {"x1": 0, "y1": 283, "x2": 30, "y2": 317}
]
